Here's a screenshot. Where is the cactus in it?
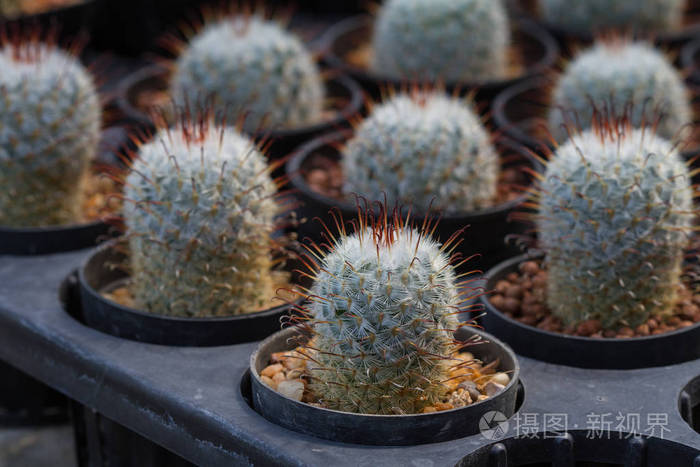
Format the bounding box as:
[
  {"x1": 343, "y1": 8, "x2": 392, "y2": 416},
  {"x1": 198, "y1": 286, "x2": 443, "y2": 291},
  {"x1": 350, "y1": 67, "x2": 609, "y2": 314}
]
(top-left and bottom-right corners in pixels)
[
  {"x1": 548, "y1": 41, "x2": 692, "y2": 144},
  {"x1": 537, "y1": 120, "x2": 694, "y2": 329},
  {"x1": 0, "y1": 41, "x2": 101, "y2": 227},
  {"x1": 300, "y1": 209, "x2": 467, "y2": 414},
  {"x1": 123, "y1": 118, "x2": 287, "y2": 318},
  {"x1": 371, "y1": 0, "x2": 510, "y2": 83},
  {"x1": 170, "y1": 15, "x2": 324, "y2": 134},
  {"x1": 539, "y1": 0, "x2": 685, "y2": 35},
  {"x1": 342, "y1": 91, "x2": 499, "y2": 214}
]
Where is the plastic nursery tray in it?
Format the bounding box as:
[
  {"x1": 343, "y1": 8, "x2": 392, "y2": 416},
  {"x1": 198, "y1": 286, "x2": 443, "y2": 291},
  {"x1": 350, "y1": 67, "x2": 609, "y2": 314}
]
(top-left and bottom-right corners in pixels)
[{"x1": 2, "y1": 248, "x2": 700, "y2": 465}]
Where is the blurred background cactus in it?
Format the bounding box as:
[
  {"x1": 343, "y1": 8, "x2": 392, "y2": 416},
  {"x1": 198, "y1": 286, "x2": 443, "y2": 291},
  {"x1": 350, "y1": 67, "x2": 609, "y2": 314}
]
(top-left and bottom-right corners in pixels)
[
  {"x1": 123, "y1": 117, "x2": 288, "y2": 318},
  {"x1": 538, "y1": 0, "x2": 685, "y2": 35},
  {"x1": 371, "y1": 0, "x2": 510, "y2": 82},
  {"x1": 342, "y1": 90, "x2": 499, "y2": 214},
  {"x1": 301, "y1": 209, "x2": 468, "y2": 414},
  {"x1": 0, "y1": 40, "x2": 101, "y2": 227},
  {"x1": 537, "y1": 119, "x2": 694, "y2": 329},
  {"x1": 169, "y1": 13, "x2": 324, "y2": 133},
  {"x1": 548, "y1": 40, "x2": 692, "y2": 143}
]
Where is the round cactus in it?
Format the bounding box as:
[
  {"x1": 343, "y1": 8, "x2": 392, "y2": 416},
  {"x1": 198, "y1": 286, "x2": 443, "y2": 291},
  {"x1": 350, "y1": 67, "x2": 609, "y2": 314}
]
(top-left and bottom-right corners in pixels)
[
  {"x1": 548, "y1": 41, "x2": 692, "y2": 144},
  {"x1": 170, "y1": 15, "x2": 324, "y2": 133},
  {"x1": 539, "y1": 0, "x2": 685, "y2": 35},
  {"x1": 537, "y1": 121, "x2": 694, "y2": 329},
  {"x1": 342, "y1": 91, "x2": 499, "y2": 214},
  {"x1": 371, "y1": 0, "x2": 510, "y2": 83},
  {"x1": 123, "y1": 118, "x2": 286, "y2": 318},
  {"x1": 0, "y1": 41, "x2": 101, "y2": 227},
  {"x1": 302, "y1": 211, "x2": 464, "y2": 414}
]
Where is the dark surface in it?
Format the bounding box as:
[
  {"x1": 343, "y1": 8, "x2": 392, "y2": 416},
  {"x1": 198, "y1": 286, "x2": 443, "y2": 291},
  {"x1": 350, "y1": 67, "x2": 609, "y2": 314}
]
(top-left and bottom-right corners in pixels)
[{"x1": 2, "y1": 249, "x2": 700, "y2": 465}]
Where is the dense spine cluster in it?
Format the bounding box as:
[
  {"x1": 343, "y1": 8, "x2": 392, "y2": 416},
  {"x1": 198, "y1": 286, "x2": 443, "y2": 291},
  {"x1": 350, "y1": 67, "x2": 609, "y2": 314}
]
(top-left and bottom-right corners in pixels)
[
  {"x1": 548, "y1": 41, "x2": 691, "y2": 143},
  {"x1": 537, "y1": 120, "x2": 694, "y2": 329},
  {"x1": 371, "y1": 0, "x2": 510, "y2": 83},
  {"x1": 0, "y1": 41, "x2": 101, "y2": 227},
  {"x1": 123, "y1": 118, "x2": 286, "y2": 318},
  {"x1": 170, "y1": 15, "x2": 324, "y2": 133},
  {"x1": 300, "y1": 210, "x2": 468, "y2": 414},
  {"x1": 342, "y1": 91, "x2": 499, "y2": 214}
]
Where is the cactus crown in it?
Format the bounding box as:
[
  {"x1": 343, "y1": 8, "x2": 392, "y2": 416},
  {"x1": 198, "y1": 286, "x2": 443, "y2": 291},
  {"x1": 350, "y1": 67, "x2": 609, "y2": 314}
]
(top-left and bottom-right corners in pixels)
[
  {"x1": 0, "y1": 37, "x2": 101, "y2": 227},
  {"x1": 539, "y1": 0, "x2": 685, "y2": 35},
  {"x1": 293, "y1": 206, "x2": 478, "y2": 414},
  {"x1": 535, "y1": 115, "x2": 695, "y2": 329},
  {"x1": 342, "y1": 90, "x2": 499, "y2": 214},
  {"x1": 169, "y1": 12, "x2": 324, "y2": 133},
  {"x1": 371, "y1": 0, "x2": 510, "y2": 83},
  {"x1": 123, "y1": 113, "x2": 289, "y2": 318},
  {"x1": 548, "y1": 39, "x2": 692, "y2": 144}
]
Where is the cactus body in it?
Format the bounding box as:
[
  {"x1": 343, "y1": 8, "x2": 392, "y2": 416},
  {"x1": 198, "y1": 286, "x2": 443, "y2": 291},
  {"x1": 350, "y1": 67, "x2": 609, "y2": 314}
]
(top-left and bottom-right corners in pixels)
[
  {"x1": 342, "y1": 92, "x2": 499, "y2": 214},
  {"x1": 537, "y1": 124, "x2": 694, "y2": 329},
  {"x1": 0, "y1": 43, "x2": 100, "y2": 227},
  {"x1": 171, "y1": 16, "x2": 324, "y2": 133},
  {"x1": 548, "y1": 41, "x2": 691, "y2": 143},
  {"x1": 123, "y1": 121, "x2": 284, "y2": 318},
  {"x1": 371, "y1": 0, "x2": 510, "y2": 83},
  {"x1": 539, "y1": 0, "x2": 685, "y2": 35},
  {"x1": 305, "y1": 215, "x2": 462, "y2": 414}
]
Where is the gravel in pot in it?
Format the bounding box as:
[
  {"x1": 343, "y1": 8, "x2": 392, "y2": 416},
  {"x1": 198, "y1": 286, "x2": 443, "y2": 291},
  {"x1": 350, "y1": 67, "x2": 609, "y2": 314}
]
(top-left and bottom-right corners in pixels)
[{"x1": 320, "y1": 14, "x2": 558, "y2": 102}]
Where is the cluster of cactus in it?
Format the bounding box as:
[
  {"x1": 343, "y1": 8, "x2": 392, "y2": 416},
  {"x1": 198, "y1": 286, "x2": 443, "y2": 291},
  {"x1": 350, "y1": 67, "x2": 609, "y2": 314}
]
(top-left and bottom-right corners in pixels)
[
  {"x1": 300, "y1": 209, "x2": 466, "y2": 414},
  {"x1": 548, "y1": 40, "x2": 691, "y2": 143},
  {"x1": 537, "y1": 119, "x2": 694, "y2": 329},
  {"x1": 123, "y1": 117, "x2": 287, "y2": 318},
  {"x1": 538, "y1": 0, "x2": 685, "y2": 35},
  {"x1": 342, "y1": 91, "x2": 499, "y2": 214},
  {"x1": 170, "y1": 14, "x2": 324, "y2": 134},
  {"x1": 0, "y1": 40, "x2": 101, "y2": 227},
  {"x1": 371, "y1": 0, "x2": 510, "y2": 83}
]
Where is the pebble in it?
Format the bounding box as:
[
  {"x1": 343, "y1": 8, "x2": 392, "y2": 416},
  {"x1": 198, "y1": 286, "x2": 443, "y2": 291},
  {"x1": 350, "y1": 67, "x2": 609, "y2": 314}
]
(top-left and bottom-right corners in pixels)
[
  {"x1": 261, "y1": 364, "x2": 283, "y2": 378},
  {"x1": 484, "y1": 382, "x2": 506, "y2": 397},
  {"x1": 458, "y1": 380, "x2": 481, "y2": 401},
  {"x1": 491, "y1": 372, "x2": 510, "y2": 386},
  {"x1": 277, "y1": 380, "x2": 305, "y2": 401}
]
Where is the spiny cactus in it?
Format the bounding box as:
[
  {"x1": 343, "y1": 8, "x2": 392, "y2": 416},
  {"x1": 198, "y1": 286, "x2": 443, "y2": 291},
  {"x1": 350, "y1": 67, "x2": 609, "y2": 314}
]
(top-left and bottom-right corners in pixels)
[
  {"x1": 123, "y1": 118, "x2": 287, "y2": 318},
  {"x1": 342, "y1": 91, "x2": 499, "y2": 214},
  {"x1": 300, "y1": 209, "x2": 468, "y2": 414},
  {"x1": 539, "y1": 0, "x2": 685, "y2": 35},
  {"x1": 371, "y1": 0, "x2": 510, "y2": 83},
  {"x1": 537, "y1": 120, "x2": 694, "y2": 329},
  {"x1": 0, "y1": 41, "x2": 101, "y2": 227},
  {"x1": 548, "y1": 41, "x2": 692, "y2": 143},
  {"x1": 170, "y1": 14, "x2": 324, "y2": 133}
]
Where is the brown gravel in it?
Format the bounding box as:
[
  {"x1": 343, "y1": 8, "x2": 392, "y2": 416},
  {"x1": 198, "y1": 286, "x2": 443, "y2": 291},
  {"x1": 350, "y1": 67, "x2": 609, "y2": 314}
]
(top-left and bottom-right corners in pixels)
[
  {"x1": 489, "y1": 259, "x2": 700, "y2": 338},
  {"x1": 303, "y1": 155, "x2": 524, "y2": 207},
  {"x1": 260, "y1": 346, "x2": 511, "y2": 413},
  {"x1": 82, "y1": 170, "x2": 121, "y2": 222}
]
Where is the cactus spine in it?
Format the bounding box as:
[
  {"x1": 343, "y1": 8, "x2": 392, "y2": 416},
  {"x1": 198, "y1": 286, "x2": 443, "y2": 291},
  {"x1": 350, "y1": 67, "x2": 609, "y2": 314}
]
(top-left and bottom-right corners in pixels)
[
  {"x1": 548, "y1": 41, "x2": 692, "y2": 143},
  {"x1": 342, "y1": 91, "x2": 499, "y2": 214},
  {"x1": 0, "y1": 41, "x2": 101, "y2": 227},
  {"x1": 170, "y1": 15, "x2": 324, "y2": 133},
  {"x1": 123, "y1": 118, "x2": 286, "y2": 318},
  {"x1": 301, "y1": 210, "x2": 466, "y2": 414},
  {"x1": 537, "y1": 120, "x2": 694, "y2": 329},
  {"x1": 371, "y1": 0, "x2": 510, "y2": 83}
]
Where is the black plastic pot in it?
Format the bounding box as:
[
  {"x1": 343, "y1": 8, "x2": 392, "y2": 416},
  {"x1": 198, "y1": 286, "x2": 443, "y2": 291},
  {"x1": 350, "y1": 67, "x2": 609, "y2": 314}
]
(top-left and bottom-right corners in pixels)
[
  {"x1": 460, "y1": 432, "x2": 700, "y2": 466},
  {"x1": 249, "y1": 326, "x2": 522, "y2": 446},
  {"x1": 319, "y1": 15, "x2": 559, "y2": 103},
  {"x1": 76, "y1": 240, "x2": 302, "y2": 347},
  {"x1": 481, "y1": 254, "x2": 700, "y2": 369},
  {"x1": 0, "y1": 360, "x2": 68, "y2": 426},
  {"x1": 287, "y1": 131, "x2": 538, "y2": 272},
  {"x1": 115, "y1": 65, "x2": 364, "y2": 166}
]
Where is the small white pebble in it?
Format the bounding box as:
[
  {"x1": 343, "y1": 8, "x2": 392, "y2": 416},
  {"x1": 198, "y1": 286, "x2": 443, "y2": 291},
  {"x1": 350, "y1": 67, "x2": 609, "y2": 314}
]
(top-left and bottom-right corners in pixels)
[
  {"x1": 277, "y1": 380, "x2": 305, "y2": 401},
  {"x1": 484, "y1": 382, "x2": 505, "y2": 397},
  {"x1": 491, "y1": 372, "x2": 510, "y2": 386}
]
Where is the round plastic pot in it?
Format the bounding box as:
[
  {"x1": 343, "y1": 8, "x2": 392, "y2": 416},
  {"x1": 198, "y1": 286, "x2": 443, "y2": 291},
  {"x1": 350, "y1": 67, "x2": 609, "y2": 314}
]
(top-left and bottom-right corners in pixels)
[
  {"x1": 0, "y1": 361, "x2": 68, "y2": 426},
  {"x1": 248, "y1": 326, "x2": 521, "y2": 446},
  {"x1": 77, "y1": 240, "x2": 301, "y2": 347},
  {"x1": 286, "y1": 131, "x2": 538, "y2": 272},
  {"x1": 319, "y1": 15, "x2": 559, "y2": 102},
  {"x1": 480, "y1": 254, "x2": 700, "y2": 369},
  {"x1": 115, "y1": 65, "x2": 364, "y2": 164}
]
